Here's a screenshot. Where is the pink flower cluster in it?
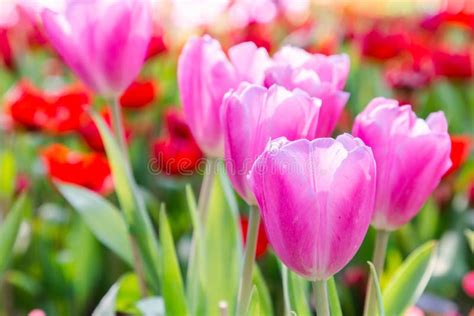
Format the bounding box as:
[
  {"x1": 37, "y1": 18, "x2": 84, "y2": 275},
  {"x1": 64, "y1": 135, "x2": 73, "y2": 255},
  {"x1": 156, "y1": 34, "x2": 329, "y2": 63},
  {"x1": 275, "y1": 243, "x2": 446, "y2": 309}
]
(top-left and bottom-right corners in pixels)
[{"x1": 178, "y1": 35, "x2": 452, "y2": 280}]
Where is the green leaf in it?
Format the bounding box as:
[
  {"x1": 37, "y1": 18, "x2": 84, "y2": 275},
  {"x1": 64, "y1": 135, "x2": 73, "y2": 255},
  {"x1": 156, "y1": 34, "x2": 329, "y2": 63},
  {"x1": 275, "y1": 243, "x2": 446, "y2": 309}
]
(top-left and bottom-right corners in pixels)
[
  {"x1": 203, "y1": 166, "x2": 241, "y2": 315},
  {"x1": 288, "y1": 270, "x2": 311, "y2": 316},
  {"x1": 0, "y1": 193, "x2": 27, "y2": 277},
  {"x1": 383, "y1": 241, "x2": 437, "y2": 316},
  {"x1": 92, "y1": 279, "x2": 121, "y2": 316},
  {"x1": 57, "y1": 183, "x2": 133, "y2": 265},
  {"x1": 92, "y1": 111, "x2": 161, "y2": 293},
  {"x1": 115, "y1": 273, "x2": 142, "y2": 314},
  {"x1": 159, "y1": 205, "x2": 189, "y2": 316},
  {"x1": 246, "y1": 286, "x2": 261, "y2": 316},
  {"x1": 328, "y1": 277, "x2": 343, "y2": 316},
  {"x1": 367, "y1": 262, "x2": 385, "y2": 316},
  {"x1": 185, "y1": 185, "x2": 204, "y2": 315},
  {"x1": 137, "y1": 297, "x2": 165, "y2": 315},
  {"x1": 0, "y1": 150, "x2": 16, "y2": 202},
  {"x1": 253, "y1": 266, "x2": 274, "y2": 316}
]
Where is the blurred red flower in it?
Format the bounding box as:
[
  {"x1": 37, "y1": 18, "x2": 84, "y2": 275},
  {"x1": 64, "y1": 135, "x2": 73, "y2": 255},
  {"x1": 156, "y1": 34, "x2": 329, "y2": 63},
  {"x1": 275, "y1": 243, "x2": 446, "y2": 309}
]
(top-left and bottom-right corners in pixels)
[
  {"x1": 146, "y1": 34, "x2": 167, "y2": 61},
  {"x1": 432, "y1": 48, "x2": 474, "y2": 79},
  {"x1": 120, "y1": 79, "x2": 158, "y2": 109},
  {"x1": 359, "y1": 25, "x2": 409, "y2": 61},
  {"x1": 231, "y1": 22, "x2": 272, "y2": 52},
  {"x1": 41, "y1": 144, "x2": 113, "y2": 195},
  {"x1": 444, "y1": 135, "x2": 472, "y2": 177},
  {"x1": 151, "y1": 109, "x2": 203, "y2": 176},
  {"x1": 6, "y1": 81, "x2": 90, "y2": 134},
  {"x1": 79, "y1": 109, "x2": 132, "y2": 153},
  {"x1": 240, "y1": 215, "x2": 269, "y2": 259},
  {"x1": 420, "y1": 11, "x2": 474, "y2": 32},
  {"x1": 0, "y1": 28, "x2": 14, "y2": 71}
]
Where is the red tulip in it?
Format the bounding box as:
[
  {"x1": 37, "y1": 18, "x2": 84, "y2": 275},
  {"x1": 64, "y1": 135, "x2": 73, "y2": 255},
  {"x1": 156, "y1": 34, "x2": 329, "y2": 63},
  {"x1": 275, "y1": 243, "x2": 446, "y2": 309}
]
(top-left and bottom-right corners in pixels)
[
  {"x1": 0, "y1": 28, "x2": 14, "y2": 71},
  {"x1": 420, "y1": 11, "x2": 474, "y2": 32},
  {"x1": 432, "y1": 48, "x2": 474, "y2": 79},
  {"x1": 444, "y1": 135, "x2": 472, "y2": 177},
  {"x1": 6, "y1": 81, "x2": 90, "y2": 134},
  {"x1": 359, "y1": 25, "x2": 409, "y2": 61},
  {"x1": 150, "y1": 109, "x2": 203, "y2": 176},
  {"x1": 79, "y1": 109, "x2": 132, "y2": 153},
  {"x1": 146, "y1": 34, "x2": 167, "y2": 61},
  {"x1": 120, "y1": 79, "x2": 158, "y2": 109},
  {"x1": 240, "y1": 215, "x2": 268, "y2": 259},
  {"x1": 231, "y1": 22, "x2": 272, "y2": 52},
  {"x1": 463, "y1": 271, "x2": 474, "y2": 298},
  {"x1": 41, "y1": 144, "x2": 113, "y2": 195}
]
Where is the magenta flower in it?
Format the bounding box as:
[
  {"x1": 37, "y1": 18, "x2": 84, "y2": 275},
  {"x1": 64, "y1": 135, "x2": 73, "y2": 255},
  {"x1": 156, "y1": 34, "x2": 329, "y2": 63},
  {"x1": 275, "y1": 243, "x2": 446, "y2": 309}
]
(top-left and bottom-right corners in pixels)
[
  {"x1": 265, "y1": 46, "x2": 350, "y2": 137},
  {"x1": 41, "y1": 0, "x2": 152, "y2": 97},
  {"x1": 221, "y1": 83, "x2": 321, "y2": 204},
  {"x1": 353, "y1": 98, "x2": 452, "y2": 231},
  {"x1": 249, "y1": 135, "x2": 376, "y2": 280},
  {"x1": 178, "y1": 35, "x2": 271, "y2": 157}
]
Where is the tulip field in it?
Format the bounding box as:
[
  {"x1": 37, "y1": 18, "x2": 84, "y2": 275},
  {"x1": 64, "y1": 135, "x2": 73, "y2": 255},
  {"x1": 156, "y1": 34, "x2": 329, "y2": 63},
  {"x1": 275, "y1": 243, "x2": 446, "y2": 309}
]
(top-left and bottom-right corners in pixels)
[{"x1": 0, "y1": 0, "x2": 473, "y2": 315}]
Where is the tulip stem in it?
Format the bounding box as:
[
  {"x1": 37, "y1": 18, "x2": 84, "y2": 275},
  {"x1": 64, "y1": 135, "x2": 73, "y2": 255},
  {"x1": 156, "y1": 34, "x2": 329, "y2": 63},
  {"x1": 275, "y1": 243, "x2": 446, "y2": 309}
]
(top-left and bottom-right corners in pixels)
[
  {"x1": 281, "y1": 263, "x2": 292, "y2": 316},
  {"x1": 197, "y1": 157, "x2": 218, "y2": 226},
  {"x1": 314, "y1": 279, "x2": 330, "y2": 316},
  {"x1": 236, "y1": 204, "x2": 260, "y2": 315},
  {"x1": 109, "y1": 97, "x2": 148, "y2": 297},
  {"x1": 363, "y1": 229, "x2": 390, "y2": 316}
]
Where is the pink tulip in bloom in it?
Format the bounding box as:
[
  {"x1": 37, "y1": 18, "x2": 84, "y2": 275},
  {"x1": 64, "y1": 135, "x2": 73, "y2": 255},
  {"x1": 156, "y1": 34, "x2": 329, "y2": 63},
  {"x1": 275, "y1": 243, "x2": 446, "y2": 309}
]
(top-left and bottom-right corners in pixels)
[
  {"x1": 222, "y1": 83, "x2": 321, "y2": 204},
  {"x1": 265, "y1": 46, "x2": 350, "y2": 137},
  {"x1": 353, "y1": 98, "x2": 451, "y2": 231},
  {"x1": 249, "y1": 134, "x2": 376, "y2": 279},
  {"x1": 41, "y1": 0, "x2": 152, "y2": 97},
  {"x1": 178, "y1": 35, "x2": 271, "y2": 157}
]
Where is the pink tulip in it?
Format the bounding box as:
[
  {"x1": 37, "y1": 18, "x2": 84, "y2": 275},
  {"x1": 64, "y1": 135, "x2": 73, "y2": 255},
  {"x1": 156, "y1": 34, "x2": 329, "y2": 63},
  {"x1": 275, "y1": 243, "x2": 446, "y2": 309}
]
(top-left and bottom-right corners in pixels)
[
  {"x1": 178, "y1": 35, "x2": 271, "y2": 157},
  {"x1": 249, "y1": 134, "x2": 376, "y2": 280},
  {"x1": 221, "y1": 83, "x2": 321, "y2": 204},
  {"x1": 353, "y1": 98, "x2": 451, "y2": 231},
  {"x1": 41, "y1": 0, "x2": 152, "y2": 97},
  {"x1": 265, "y1": 46, "x2": 350, "y2": 137}
]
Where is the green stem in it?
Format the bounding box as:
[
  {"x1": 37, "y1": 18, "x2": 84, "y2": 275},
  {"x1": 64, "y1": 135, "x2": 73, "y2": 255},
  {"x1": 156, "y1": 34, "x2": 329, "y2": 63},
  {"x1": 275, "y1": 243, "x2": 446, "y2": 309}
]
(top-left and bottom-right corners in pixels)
[
  {"x1": 314, "y1": 279, "x2": 330, "y2": 316},
  {"x1": 197, "y1": 158, "x2": 218, "y2": 226},
  {"x1": 110, "y1": 98, "x2": 129, "y2": 158},
  {"x1": 281, "y1": 263, "x2": 291, "y2": 316},
  {"x1": 236, "y1": 204, "x2": 260, "y2": 315},
  {"x1": 363, "y1": 230, "x2": 390, "y2": 316},
  {"x1": 108, "y1": 98, "x2": 148, "y2": 297}
]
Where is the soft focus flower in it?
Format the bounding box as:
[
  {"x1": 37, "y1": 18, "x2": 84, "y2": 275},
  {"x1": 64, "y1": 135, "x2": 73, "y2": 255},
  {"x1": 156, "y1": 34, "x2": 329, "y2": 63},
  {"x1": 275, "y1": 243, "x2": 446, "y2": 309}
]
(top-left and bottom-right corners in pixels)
[
  {"x1": 249, "y1": 135, "x2": 376, "y2": 280},
  {"x1": 265, "y1": 46, "x2": 350, "y2": 137},
  {"x1": 27, "y1": 309, "x2": 46, "y2": 316},
  {"x1": 79, "y1": 109, "x2": 132, "y2": 153},
  {"x1": 178, "y1": 35, "x2": 271, "y2": 157},
  {"x1": 222, "y1": 83, "x2": 321, "y2": 204},
  {"x1": 151, "y1": 109, "x2": 203, "y2": 176},
  {"x1": 432, "y1": 48, "x2": 474, "y2": 79},
  {"x1": 41, "y1": 0, "x2": 152, "y2": 96},
  {"x1": 15, "y1": 173, "x2": 30, "y2": 196},
  {"x1": 41, "y1": 144, "x2": 113, "y2": 195},
  {"x1": 6, "y1": 81, "x2": 90, "y2": 134},
  {"x1": 404, "y1": 306, "x2": 425, "y2": 316},
  {"x1": 359, "y1": 25, "x2": 409, "y2": 61},
  {"x1": 420, "y1": 11, "x2": 474, "y2": 32},
  {"x1": 462, "y1": 271, "x2": 474, "y2": 298},
  {"x1": 145, "y1": 31, "x2": 167, "y2": 61},
  {"x1": 444, "y1": 135, "x2": 472, "y2": 177},
  {"x1": 240, "y1": 215, "x2": 269, "y2": 259},
  {"x1": 353, "y1": 98, "x2": 452, "y2": 231},
  {"x1": 0, "y1": 28, "x2": 14, "y2": 70},
  {"x1": 231, "y1": 22, "x2": 273, "y2": 52},
  {"x1": 228, "y1": 0, "x2": 277, "y2": 28},
  {"x1": 120, "y1": 79, "x2": 157, "y2": 109}
]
